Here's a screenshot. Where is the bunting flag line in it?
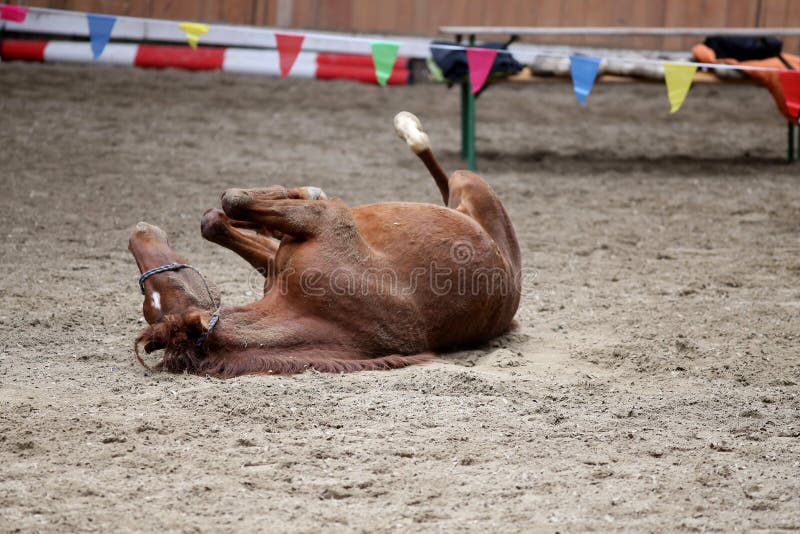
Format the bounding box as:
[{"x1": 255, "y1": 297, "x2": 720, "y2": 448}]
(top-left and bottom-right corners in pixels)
[
  {"x1": 778, "y1": 70, "x2": 800, "y2": 122},
  {"x1": 663, "y1": 63, "x2": 698, "y2": 113},
  {"x1": 2, "y1": 2, "x2": 793, "y2": 116},
  {"x1": 569, "y1": 55, "x2": 602, "y2": 105},
  {"x1": 0, "y1": 4, "x2": 27, "y2": 22},
  {"x1": 275, "y1": 32, "x2": 304, "y2": 78},
  {"x1": 466, "y1": 48, "x2": 497, "y2": 94},
  {"x1": 87, "y1": 14, "x2": 116, "y2": 60},
  {"x1": 178, "y1": 22, "x2": 209, "y2": 50},
  {"x1": 370, "y1": 40, "x2": 400, "y2": 87}
]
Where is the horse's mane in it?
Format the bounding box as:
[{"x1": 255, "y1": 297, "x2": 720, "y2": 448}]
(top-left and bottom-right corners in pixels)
[{"x1": 134, "y1": 313, "x2": 434, "y2": 378}]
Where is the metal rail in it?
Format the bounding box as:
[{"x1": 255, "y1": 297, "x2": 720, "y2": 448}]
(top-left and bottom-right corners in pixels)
[{"x1": 440, "y1": 26, "x2": 800, "y2": 37}]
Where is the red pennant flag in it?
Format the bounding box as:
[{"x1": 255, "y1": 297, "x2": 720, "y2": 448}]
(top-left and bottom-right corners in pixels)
[
  {"x1": 275, "y1": 33, "x2": 304, "y2": 78},
  {"x1": 779, "y1": 70, "x2": 800, "y2": 122},
  {"x1": 0, "y1": 4, "x2": 28, "y2": 22},
  {"x1": 466, "y1": 48, "x2": 497, "y2": 94}
]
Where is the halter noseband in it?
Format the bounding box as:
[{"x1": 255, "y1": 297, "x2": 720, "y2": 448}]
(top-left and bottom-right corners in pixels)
[
  {"x1": 137, "y1": 262, "x2": 221, "y2": 349},
  {"x1": 139, "y1": 262, "x2": 189, "y2": 294}
]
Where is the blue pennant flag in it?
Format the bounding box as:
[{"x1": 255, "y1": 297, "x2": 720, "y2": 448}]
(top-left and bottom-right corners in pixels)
[
  {"x1": 569, "y1": 55, "x2": 602, "y2": 105},
  {"x1": 87, "y1": 14, "x2": 116, "y2": 60}
]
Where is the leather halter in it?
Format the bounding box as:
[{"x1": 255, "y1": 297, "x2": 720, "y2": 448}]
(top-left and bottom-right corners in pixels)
[{"x1": 137, "y1": 262, "x2": 220, "y2": 349}]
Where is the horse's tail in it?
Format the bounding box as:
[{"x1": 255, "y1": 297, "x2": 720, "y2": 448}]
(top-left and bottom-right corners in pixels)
[{"x1": 393, "y1": 111, "x2": 451, "y2": 205}]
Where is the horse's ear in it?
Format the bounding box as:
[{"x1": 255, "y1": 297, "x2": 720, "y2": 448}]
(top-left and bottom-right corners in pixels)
[
  {"x1": 198, "y1": 313, "x2": 210, "y2": 331},
  {"x1": 184, "y1": 309, "x2": 211, "y2": 335}
]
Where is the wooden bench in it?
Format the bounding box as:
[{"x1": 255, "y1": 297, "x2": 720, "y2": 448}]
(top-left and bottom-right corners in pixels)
[{"x1": 439, "y1": 26, "x2": 800, "y2": 169}]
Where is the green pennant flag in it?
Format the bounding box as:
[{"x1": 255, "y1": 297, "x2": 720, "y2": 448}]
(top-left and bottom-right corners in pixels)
[{"x1": 370, "y1": 40, "x2": 400, "y2": 86}]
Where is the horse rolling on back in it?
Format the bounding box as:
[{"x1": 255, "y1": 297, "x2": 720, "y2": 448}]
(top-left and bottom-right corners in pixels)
[{"x1": 129, "y1": 111, "x2": 521, "y2": 377}]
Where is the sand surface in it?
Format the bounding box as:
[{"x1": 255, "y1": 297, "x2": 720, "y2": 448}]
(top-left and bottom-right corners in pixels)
[{"x1": 1, "y1": 63, "x2": 799, "y2": 532}]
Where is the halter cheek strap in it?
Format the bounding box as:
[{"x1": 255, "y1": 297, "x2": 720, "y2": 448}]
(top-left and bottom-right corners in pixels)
[{"x1": 195, "y1": 309, "x2": 220, "y2": 350}]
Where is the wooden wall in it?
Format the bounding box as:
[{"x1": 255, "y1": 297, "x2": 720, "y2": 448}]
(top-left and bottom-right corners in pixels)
[{"x1": 15, "y1": 0, "x2": 800, "y2": 51}]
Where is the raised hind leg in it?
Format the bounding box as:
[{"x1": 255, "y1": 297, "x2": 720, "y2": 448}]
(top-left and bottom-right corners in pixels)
[
  {"x1": 394, "y1": 111, "x2": 521, "y2": 271},
  {"x1": 394, "y1": 111, "x2": 450, "y2": 204},
  {"x1": 444, "y1": 170, "x2": 521, "y2": 272}
]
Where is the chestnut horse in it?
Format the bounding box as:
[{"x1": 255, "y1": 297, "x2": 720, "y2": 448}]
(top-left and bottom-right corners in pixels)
[{"x1": 129, "y1": 112, "x2": 521, "y2": 377}]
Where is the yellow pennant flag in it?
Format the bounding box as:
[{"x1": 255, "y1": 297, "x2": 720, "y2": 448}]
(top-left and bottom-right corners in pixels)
[
  {"x1": 178, "y1": 22, "x2": 209, "y2": 50},
  {"x1": 663, "y1": 63, "x2": 698, "y2": 114}
]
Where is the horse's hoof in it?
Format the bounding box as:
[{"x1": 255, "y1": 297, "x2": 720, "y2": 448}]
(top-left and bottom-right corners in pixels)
[
  {"x1": 300, "y1": 186, "x2": 327, "y2": 200},
  {"x1": 394, "y1": 111, "x2": 430, "y2": 154},
  {"x1": 221, "y1": 188, "x2": 251, "y2": 218}
]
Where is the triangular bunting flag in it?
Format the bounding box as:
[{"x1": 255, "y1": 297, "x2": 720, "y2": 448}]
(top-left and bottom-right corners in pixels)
[
  {"x1": 87, "y1": 14, "x2": 116, "y2": 60},
  {"x1": 275, "y1": 33, "x2": 304, "y2": 78},
  {"x1": 663, "y1": 63, "x2": 698, "y2": 114},
  {"x1": 466, "y1": 48, "x2": 497, "y2": 94},
  {"x1": 569, "y1": 55, "x2": 602, "y2": 105},
  {"x1": 370, "y1": 40, "x2": 400, "y2": 86},
  {"x1": 178, "y1": 22, "x2": 209, "y2": 50},
  {"x1": 0, "y1": 4, "x2": 28, "y2": 22},
  {"x1": 778, "y1": 70, "x2": 800, "y2": 122}
]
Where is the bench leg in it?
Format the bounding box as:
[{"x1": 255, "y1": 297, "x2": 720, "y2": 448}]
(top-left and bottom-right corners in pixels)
[
  {"x1": 789, "y1": 122, "x2": 796, "y2": 163},
  {"x1": 462, "y1": 34, "x2": 477, "y2": 171},
  {"x1": 461, "y1": 79, "x2": 469, "y2": 160},
  {"x1": 796, "y1": 121, "x2": 800, "y2": 164},
  {"x1": 466, "y1": 83, "x2": 476, "y2": 171},
  {"x1": 460, "y1": 77, "x2": 477, "y2": 171}
]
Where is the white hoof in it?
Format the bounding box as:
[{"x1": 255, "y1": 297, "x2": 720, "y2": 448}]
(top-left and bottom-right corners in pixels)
[
  {"x1": 394, "y1": 111, "x2": 430, "y2": 154},
  {"x1": 302, "y1": 186, "x2": 327, "y2": 200}
]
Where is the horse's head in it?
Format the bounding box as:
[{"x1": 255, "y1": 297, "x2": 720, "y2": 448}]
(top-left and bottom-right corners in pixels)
[{"x1": 128, "y1": 222, "x2": 220, "y2": 327}]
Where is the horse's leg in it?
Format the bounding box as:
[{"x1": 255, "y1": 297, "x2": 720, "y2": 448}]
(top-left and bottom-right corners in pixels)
[
  {"x1": 200, "y1": 208, "x2": 279, "y2": 273},
  {"x1": 394, "y1": 111, "x2": 520, "y2": 272},
  {"x1": 394, "y1": 111, "x2": 450, "y2": 204},
  {"x1": 221, "y1": 189, "x2": 349, "y2": 241},
  {"x1": 444, "y1": 170, "x2": 521, "y2": 272},
  {"x1": 226, "y1": 185, "x2": 327, "y2": 204},
  {"x1": 201, "y1": 185, "x2": 328, "y2": 272}
]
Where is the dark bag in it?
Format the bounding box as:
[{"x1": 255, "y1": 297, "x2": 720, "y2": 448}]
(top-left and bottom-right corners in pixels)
[
  {"x1": 703, "y1": 36, "x2": 783, "y2": 61},
  {"x1": 430, "y1": 40, "x2": 523, "y2": 84}
]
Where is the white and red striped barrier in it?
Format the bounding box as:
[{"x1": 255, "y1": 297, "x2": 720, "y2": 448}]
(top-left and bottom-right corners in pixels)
[{"x1": 0, "y1": 39, "x2": 411, "y2": 84}]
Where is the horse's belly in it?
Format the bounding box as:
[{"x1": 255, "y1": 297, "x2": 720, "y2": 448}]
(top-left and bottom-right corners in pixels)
[
  {"x1": 352, "y1": 202, "x2": 493, "y2": 263},
  {"x1": 351, "y1": 203, "x2": 518, "y2": 346}
]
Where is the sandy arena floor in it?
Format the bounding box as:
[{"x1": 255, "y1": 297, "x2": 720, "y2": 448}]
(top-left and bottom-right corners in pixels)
[{"x1": 1, "y1": 62, "x2": 799, "y2": 532}]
